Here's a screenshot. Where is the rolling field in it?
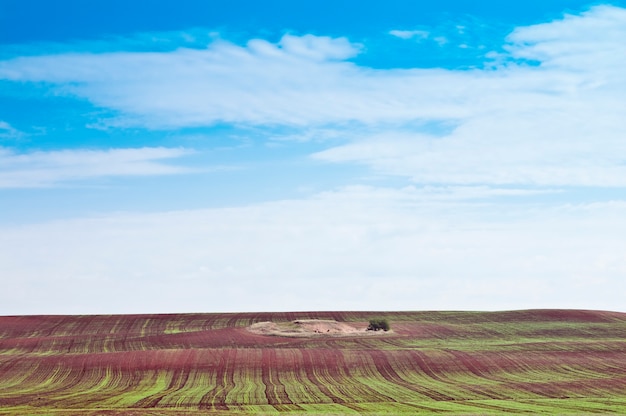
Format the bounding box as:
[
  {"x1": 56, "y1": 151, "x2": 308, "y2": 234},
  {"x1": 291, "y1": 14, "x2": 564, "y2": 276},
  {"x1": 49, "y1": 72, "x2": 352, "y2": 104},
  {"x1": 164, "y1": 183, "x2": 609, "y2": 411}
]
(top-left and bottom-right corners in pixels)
[{"x1": 1, "y1": 310, "x2": 626, "y2": 415}]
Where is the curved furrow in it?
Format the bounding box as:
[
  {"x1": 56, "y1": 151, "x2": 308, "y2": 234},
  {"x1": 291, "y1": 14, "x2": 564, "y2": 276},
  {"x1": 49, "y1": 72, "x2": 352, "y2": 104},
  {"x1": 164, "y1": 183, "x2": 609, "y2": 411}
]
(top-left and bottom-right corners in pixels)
[
  {"x1": 0, "y1": 360, "x2": 65, "y2": 406},
  {"x1": 443, "y1": 350, "x2": 523, "y2": 399},
  {"x1": 282, "y1": 350, "x2": 331, "y2": 405},
  {"x1": 35, "y1": 361, "x2": 93, "y2": 404},
  {"x1": 407, "y1": 350, "x2": 448, "y2": 383},
  {"x1": 26, "y1": 359, "x2": 64, "y2": 386},
  {"x1": 161, "y1": 368, "x2": 192, "y2": 406},
  {"x1": 158, "y1": 368, "x2": 216, "y2": 408},
  {"x1": 306, "y1": 350, "x2": 358, "y2": 403},
  {"x1": 131, "y1": 358, "x2": 192, "y2": 408},
  {"x1": 298, "y1": 348, "x2": 346, "y2": 404},
  {"x1": 313, "y1": 348, "x2": 375, "y2": 403},
  {"x1": 222, "y1": 349, "x2": 266, "y2": 406},
  {"x1": 91, "y1": 365, "x2": 143, "y2": 408},
  {"x1": 309, "y1": 349, "x2": 398, "y2": 405},
  {"x1": 2, "y1": 311, "x2": 626, "y2": 414},
  {"x1": 0, "y1": 356, "x2": 35, "y2": 390},
  {"x1": 261, "y1": 349, "x2": 294, "y2": 406},
  {"x1": 429, "y1": 357, "x2": 509, "y2": 400},
  {"x1": 368, "y1": 349, "x2": 455, "y2": 401},
  {"x1": 226, "y1": 314, "x2": 248, "y2": 329},
  {"x1": 198, "y1": 348, "x2": 236, "y2": 410},
  {"x1": 47, "y1": 366, "x2": 124, "y2": 408},
  {"x1": 344, "y1": 350, "x2": 420, "y2": 404}
]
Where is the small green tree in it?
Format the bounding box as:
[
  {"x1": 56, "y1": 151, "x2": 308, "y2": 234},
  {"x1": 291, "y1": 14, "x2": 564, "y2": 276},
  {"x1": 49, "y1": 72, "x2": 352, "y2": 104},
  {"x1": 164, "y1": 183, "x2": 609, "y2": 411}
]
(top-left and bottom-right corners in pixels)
[{"x1": 367, "y1": 318, "x2": 390, "y2": 331}]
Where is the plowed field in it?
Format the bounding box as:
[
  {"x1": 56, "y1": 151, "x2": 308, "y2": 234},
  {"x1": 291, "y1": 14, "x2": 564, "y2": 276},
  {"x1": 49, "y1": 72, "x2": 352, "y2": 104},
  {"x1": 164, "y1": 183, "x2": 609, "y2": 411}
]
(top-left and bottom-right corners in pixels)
[{"x1": 1, "y1": 310, "x2": 626, "y2": 415}]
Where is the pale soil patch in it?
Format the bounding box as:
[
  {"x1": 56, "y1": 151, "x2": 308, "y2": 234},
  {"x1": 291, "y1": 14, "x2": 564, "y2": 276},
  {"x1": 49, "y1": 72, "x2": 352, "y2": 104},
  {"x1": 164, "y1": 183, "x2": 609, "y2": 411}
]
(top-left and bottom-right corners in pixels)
[{"x1": 247, "y1": 319, "x2": 391, "y2": 338}]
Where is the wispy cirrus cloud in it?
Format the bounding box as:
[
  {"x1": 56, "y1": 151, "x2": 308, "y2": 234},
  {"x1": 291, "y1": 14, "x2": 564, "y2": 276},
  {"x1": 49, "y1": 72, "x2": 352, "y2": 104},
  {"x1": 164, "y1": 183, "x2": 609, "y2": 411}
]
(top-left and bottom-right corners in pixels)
[
  {"x1": 0, "y1": 147, "x2": 192, "y2": 188},
  {"x1": 0, "y1": 33, "x2": 467, "y2": 127},
  {"x1": 0, "y1": 121, "x2": 23, "y2": 139},
  {"x1": 315, "y1": 6, "x2": 626, "y2": 187},
  {"x1": 0, "y1": 6, "x2": 624, "y2": 189}
]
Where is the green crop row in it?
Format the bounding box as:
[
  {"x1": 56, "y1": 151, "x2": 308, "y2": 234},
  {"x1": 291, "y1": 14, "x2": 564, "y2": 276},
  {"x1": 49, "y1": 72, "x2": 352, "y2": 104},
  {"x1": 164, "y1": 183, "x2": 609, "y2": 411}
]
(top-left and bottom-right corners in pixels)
[{"x1": 1, "y1": 310, "x2": 626, "y2": 414}]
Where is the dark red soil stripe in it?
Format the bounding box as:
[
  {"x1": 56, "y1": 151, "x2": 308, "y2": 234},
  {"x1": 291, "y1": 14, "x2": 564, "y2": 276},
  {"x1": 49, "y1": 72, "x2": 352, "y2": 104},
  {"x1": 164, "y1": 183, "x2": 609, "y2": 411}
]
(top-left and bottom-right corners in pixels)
[
  {"x1": 370, "y1": 350, "x2": 456, "y2": 401},
  {"x1": 198, "y1": 349, "x2": 236, "y2": 410},
  {"x1": 261, "y1": 349, "x2": 294, "y2": 406},
  {"x1": 298, "y1": 349, "x2": 346, "y2": 404}
]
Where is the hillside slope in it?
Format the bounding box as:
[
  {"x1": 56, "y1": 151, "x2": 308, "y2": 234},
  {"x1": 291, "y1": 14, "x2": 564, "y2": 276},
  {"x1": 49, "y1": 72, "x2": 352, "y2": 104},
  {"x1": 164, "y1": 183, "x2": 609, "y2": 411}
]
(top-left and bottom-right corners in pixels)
[{"x1": 1, "y1": 310, "x2": 626, "y2": 415}]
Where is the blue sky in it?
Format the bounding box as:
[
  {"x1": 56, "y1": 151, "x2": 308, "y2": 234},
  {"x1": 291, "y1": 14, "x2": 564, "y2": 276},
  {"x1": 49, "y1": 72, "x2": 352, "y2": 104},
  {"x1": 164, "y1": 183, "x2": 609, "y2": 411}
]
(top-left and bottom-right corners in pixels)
[{"x1": 1, "y1": 1, "x2": 625, "y2": 314}]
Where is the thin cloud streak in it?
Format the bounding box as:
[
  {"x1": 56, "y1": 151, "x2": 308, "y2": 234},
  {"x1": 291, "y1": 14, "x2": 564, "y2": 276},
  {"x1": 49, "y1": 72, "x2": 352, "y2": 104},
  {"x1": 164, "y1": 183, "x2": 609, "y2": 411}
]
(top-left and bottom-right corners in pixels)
[
  {"x1": 0, "y1": 147, "x2": 192, "y2": 188},
  {"x1": 388, "y1": 29, "x2": 430, "y2": 40},
  {"x1": 0, "y1": 121, "x2": 23, "y2": 139}
]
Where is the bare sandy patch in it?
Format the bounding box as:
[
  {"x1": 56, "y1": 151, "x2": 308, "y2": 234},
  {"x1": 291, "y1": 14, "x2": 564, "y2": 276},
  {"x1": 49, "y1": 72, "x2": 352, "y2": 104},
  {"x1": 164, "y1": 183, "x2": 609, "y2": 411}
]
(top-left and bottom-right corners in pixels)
[{"x1": 247, "y1": 319, "x2": 391, "y2": 338}]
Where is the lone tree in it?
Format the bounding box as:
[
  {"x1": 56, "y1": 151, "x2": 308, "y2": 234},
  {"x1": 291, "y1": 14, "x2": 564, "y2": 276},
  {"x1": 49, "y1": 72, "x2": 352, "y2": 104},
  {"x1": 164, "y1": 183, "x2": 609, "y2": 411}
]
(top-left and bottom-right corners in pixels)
[{"x1": 367, "y1": 318, "x2": 390, "y2": 332}]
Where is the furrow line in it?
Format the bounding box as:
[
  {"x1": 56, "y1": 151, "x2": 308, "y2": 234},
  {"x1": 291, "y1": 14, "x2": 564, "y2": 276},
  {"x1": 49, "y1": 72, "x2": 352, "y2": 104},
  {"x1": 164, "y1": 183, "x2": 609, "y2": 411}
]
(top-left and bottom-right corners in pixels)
[
  {"x1": 198, "y1": 349, "x2": 236, "y2": 410},
  {"x1": 371, "y1": 350, "x2": 456, "y2": 401},
  {"x1": 261, "y1": 349, "x2": 294, "y2": 406}
]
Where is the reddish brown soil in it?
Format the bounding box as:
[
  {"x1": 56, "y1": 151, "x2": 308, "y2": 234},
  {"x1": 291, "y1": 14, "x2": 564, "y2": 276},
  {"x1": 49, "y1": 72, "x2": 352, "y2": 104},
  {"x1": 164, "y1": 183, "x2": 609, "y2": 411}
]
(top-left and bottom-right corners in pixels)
[{"x1": 1, "y1": 310, "x2": 626, "y2": 414}]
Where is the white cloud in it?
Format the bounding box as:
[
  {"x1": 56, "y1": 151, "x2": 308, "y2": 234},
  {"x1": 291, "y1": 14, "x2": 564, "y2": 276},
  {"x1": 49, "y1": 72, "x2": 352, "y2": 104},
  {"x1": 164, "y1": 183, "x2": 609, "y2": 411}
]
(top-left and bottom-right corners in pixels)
[
  {"x1": 314, "y1": 6, "x2": 626, "y2": 187},
  {"x1": 0, "y1": 7, "x2": 624, "y2": 188},
  {"x1": 0, "y1": 121, "x2": 12, "y2": 131},
  {"x1": 433, "y1": 36, "x2": 449, "y2": 46},
  {"x1": 505, "y1": 5, "x2": 626, "y2": 72},
  {"x1": 312, "y1": 107, "x2": 626, "y2": 186},
  {"x1": 0, "y1": 5, "x2": 624, "y2": 317},
  {"x1": 1, "y1": 186, "x2": 625, "y2": 314},
  {"x1": 0, "y1": 35, "x2": 468, "y2": 127},
  {"x1": 389, "y1": 29, "x2": 430, "y2": 40},
  {"x1": 0, "y1": 121, "x2": 22, "y2": 139},
  {"x1": 0, "y1": 147, "x2": 192, "y2": 188},
  {"x1": 277, "y1": 34, "x2": 359, "y2": 61}
]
